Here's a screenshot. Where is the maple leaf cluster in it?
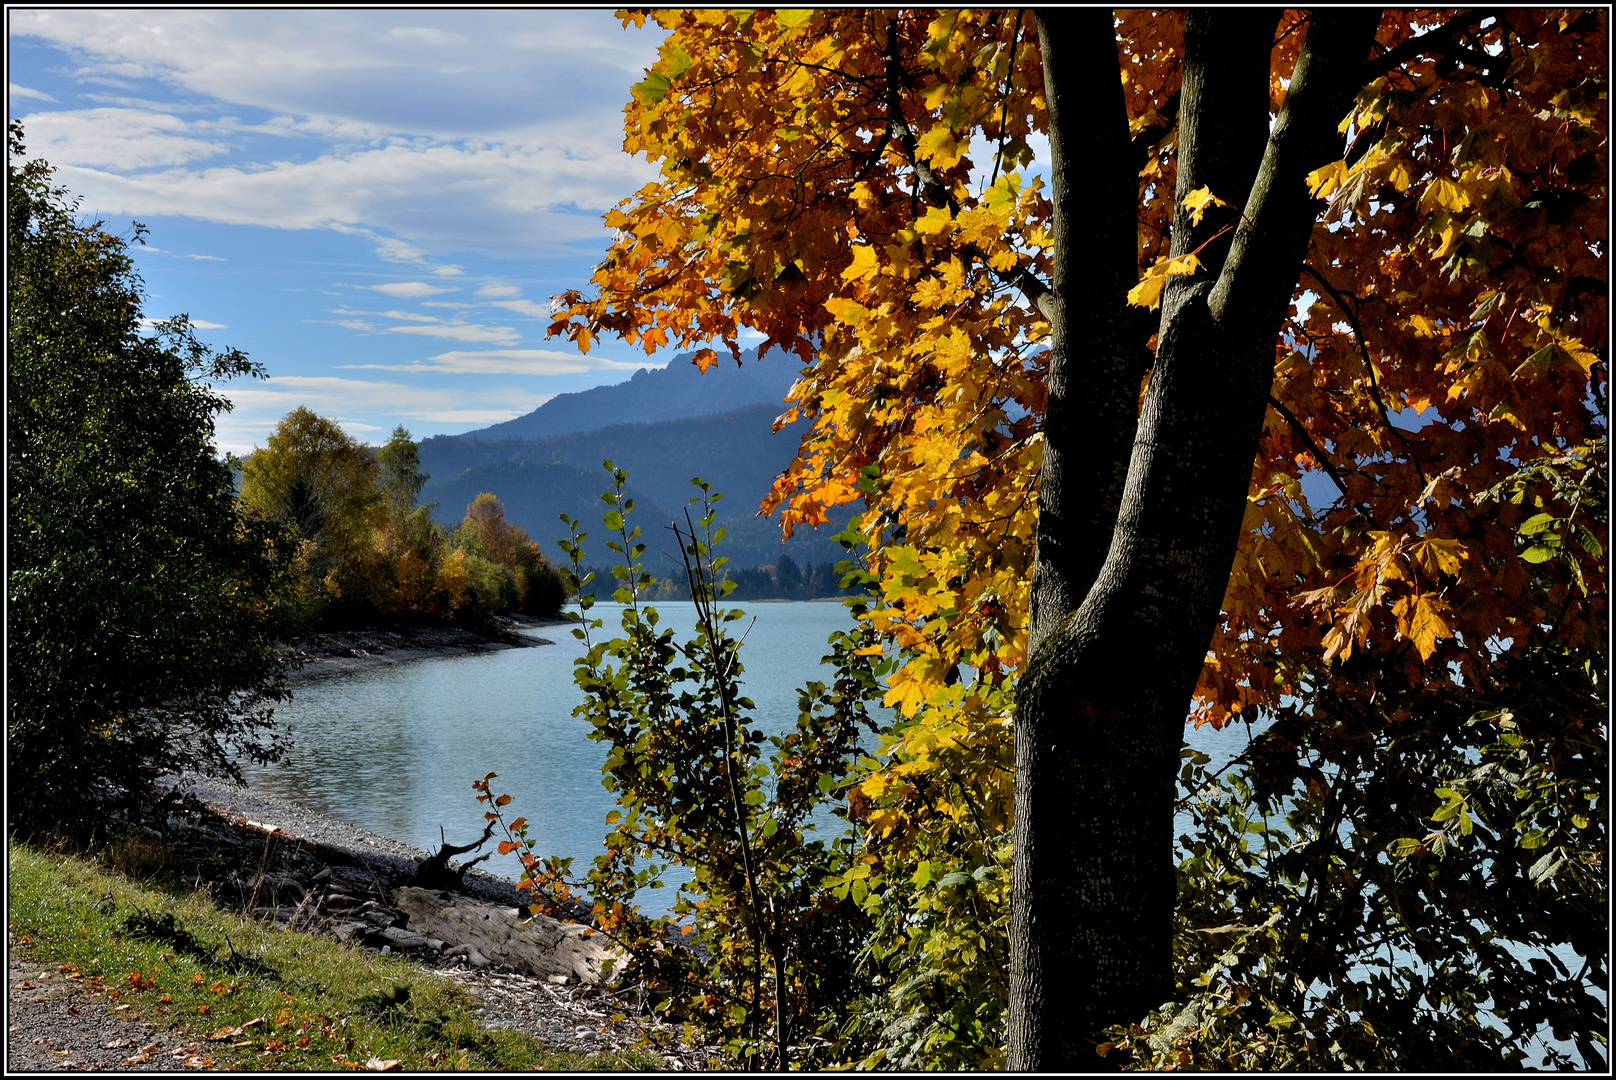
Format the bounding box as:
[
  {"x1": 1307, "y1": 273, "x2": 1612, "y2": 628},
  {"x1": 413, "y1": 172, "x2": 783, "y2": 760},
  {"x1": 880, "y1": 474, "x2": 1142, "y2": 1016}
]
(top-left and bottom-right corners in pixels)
[{"x1": 551, "y1": 8, "x2": 1605, "y2": 844}]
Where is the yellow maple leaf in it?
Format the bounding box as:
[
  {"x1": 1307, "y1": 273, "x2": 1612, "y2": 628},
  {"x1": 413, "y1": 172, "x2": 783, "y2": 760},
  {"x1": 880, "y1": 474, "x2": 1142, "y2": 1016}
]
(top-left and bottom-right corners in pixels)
[
  {"x1": 1306, "y1": 160, "x2": 1347, "y2": 198},
  {"x1": 1181, "y1": 185, "x2": 1234, "y2": 226},
  {"x1": 1408, "y1": 538, "x2": 1466, "y2": 578},
  {"x1": 1418, "y1": 177, "x2": 1470, "y2": 216},
  {"x1": 915, "y1": 206, "x2": 955, "y2": 239},
  {"x1": 841, "y1": 245, "x2": 879, "y2": 283},
  {"x1": 1400, "y1": 593, "x2": 1454, "y2": 661},
  {"x1": 1127, "y1": 253, "x2": 1202, "y2": 310}
]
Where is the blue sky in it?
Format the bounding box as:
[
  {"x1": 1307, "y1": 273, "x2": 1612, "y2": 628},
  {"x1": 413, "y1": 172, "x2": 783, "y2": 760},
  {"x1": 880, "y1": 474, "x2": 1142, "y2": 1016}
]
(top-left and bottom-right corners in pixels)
[{"x1": 7, "y1": 9, "x2": 707, "y2": 455}]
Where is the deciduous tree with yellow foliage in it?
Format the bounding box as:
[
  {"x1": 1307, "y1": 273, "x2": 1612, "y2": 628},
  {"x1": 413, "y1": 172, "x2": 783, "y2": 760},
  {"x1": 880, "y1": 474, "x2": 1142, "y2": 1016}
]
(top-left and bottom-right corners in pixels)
[{"x1": 551, "y1": 9, "x2": 1605, "y2": 1068}]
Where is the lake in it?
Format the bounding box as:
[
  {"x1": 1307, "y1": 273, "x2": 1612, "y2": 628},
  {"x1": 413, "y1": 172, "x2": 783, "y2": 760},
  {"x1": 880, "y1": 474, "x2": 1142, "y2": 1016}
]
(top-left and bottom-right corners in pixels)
[
  {"x1": 241, "y1": 599, "x2": 1592, "y2": 1060},
  {"x1": 242, "y1": 600, "x2": 1257, "y2": 906},
  {"x1": 241, "y1": 601, "x2": 890, "y2": 901}
]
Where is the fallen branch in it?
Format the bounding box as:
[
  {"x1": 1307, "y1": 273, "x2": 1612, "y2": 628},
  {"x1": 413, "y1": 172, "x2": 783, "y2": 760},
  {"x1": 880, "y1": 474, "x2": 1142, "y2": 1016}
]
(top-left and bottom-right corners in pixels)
[{"x1": 414, "y1": 823, "x2": 497, "y2": 890}]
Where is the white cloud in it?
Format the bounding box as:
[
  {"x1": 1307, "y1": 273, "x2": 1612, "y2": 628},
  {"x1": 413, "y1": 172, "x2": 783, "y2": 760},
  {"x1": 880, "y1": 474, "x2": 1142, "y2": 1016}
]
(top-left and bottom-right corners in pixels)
[
  {"x1": 322, "y1": 308, "x2": 520, "y2": 343},
  {"x1": 489, "y1": 298, "x2": 552, "y2": 318},
  {"x1": 476, "y1": 283, "x2": 521, "y2": 298},
  {"x1": 9, "y1": 10, "x2": 664, "y2": 257},
  {"x1": 332, "y1": 306, "x2": 441, "y2": 323},
  {"x1": 212, "y1": 373, "x2": 551, "y2": 454},
  {"x1": 362, "y1": 281, "x2": 454, "y2": 297},
  {"x1": 140, "y1": 316, "x2": 227, "y2": 330},
  {"x1": 337, "y1": 348, "x2": 647, "y2": 376},
  {"x1": 181, "y1": 253, "x2": 226, "y2": 261},
  {"x1": 366, "y1": 234, "x2": 428, "y2": 263},
  {"x1": 430, "y1": 264, "x2": 464, "y2": 276},
  {"x1": 9, "y1": 82, "x2": 56, "y2": 101},
  {"x1": 17, "y1": 107, "x2": 229, "y2": 169},
  {"x1": 42, "y1": 139, "x2": 645, "y2": 256},
  {"x1": 385, "y1": 26, "x2": 468, "y2": 47},
  {"x1": 383, "y1": 322, "x2": 520, "y2": 344}
]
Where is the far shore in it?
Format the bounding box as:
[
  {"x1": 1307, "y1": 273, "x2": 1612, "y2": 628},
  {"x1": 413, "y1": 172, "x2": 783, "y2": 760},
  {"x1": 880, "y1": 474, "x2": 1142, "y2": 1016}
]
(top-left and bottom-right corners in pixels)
[{"x1": 281, "y1": 613, "x2": 565, "y2": 681}]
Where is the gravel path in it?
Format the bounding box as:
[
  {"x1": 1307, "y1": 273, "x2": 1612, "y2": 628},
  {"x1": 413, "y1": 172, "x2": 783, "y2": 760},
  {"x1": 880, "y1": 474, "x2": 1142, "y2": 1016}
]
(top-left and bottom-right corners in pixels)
[
  {"x1": 8, "y1": 940, "x2": 222, "y2": 1071},
  {"x1": 9, "y1": 774, "x2": 716, "y2": 1070}
]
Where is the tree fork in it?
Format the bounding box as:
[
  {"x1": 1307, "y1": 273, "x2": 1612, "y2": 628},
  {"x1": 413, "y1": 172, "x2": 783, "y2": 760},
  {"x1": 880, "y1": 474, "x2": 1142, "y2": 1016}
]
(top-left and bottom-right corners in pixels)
[{"x1": 1008, "y1": 10, "x2": 1382, "y2": 1069}]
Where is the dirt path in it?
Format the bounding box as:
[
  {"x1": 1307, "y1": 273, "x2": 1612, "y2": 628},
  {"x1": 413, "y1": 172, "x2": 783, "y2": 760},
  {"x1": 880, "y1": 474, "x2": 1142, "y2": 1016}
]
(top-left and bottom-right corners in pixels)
[{"x1": 8, "y1": 935, "x2": 224, "y2": 1071}]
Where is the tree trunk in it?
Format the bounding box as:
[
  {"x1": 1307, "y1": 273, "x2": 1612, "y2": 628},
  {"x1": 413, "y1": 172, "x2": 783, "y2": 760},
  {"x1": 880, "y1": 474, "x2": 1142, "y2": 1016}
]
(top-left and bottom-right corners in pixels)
[{"x1": 1008, "y1": 10, "x2": 1382, "y2": 1069}]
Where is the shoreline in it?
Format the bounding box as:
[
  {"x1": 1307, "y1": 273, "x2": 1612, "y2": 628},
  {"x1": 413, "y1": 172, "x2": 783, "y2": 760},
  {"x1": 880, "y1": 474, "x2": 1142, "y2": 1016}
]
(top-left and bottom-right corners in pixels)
[
  {"x1": 281, "y1": 612, "x2": 568, "y2": 681},
  {"x1": 155, "y1": 770, "x2": 535, "y2": 909}
]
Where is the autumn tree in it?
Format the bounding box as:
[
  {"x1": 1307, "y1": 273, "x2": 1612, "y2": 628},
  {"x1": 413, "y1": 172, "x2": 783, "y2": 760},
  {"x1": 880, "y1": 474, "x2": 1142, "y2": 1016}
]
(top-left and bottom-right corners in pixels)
[
  {"x1": 8, "y1": 122, "x2": 293, "y2": 828},
  {"x1": 452, "y1": 492, "x2": 567, "y2": 616},
  {"x1": 239, "y1": 406, "x2": 386, "y2": 622},
  {"x1": 550, "y1": 9, "x2": 1606, "y2": 1067}
]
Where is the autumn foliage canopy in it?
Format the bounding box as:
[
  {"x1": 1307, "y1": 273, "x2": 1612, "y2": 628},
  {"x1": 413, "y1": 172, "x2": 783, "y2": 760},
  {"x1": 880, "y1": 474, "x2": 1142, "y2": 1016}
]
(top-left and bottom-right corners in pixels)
[{"x1": 543, "y1": 8, "x2": 1605, "y2": 1068}]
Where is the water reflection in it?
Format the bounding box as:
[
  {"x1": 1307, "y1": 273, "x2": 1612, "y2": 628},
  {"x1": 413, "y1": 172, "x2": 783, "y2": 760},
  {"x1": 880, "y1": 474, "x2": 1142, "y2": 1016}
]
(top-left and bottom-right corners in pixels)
[{"x1": 242, "y1": 601, "x2": 866, "y2": 911}]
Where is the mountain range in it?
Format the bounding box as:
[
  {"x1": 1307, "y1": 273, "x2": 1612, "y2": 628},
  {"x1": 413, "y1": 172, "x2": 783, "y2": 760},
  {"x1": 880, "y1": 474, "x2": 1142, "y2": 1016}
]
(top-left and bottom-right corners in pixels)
[
  {"x1": 461, "y1": 344, "x2": 798, "y2": 441},
  {"x1": 418, "y1": 349, "x2": 855, "y2": 574}
]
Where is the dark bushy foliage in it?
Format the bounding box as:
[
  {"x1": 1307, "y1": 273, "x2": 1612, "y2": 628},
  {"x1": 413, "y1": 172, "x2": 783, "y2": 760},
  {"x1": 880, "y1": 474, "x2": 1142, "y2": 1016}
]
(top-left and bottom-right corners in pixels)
[{"x1": 7, "y1": 122, "x2": 294, "y2": 829}]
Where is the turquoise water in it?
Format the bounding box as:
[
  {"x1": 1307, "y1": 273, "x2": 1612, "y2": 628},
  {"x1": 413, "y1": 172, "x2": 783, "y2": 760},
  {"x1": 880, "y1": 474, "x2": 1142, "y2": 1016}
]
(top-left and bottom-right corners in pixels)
[
  {"x1": 240, "y1": 601, "x2": 872, "y2": 901},
  {"x1": 243, "y1": 599, "x2": 1256, "y2": 905},
  {"x1": 242, "y1": 602, "x2": 1594, "y2": 1059}
]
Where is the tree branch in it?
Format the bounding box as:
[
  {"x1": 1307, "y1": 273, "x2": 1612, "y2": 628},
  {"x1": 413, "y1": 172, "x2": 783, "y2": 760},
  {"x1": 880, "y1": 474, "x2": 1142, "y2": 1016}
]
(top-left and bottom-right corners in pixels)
[
  {"x1": 1299, "y1": 264, "x2": 1428, "y2": 487},
  {"x1": 1267, "y1": 394, "x2": 1350, "y2": 499},
  {"x1": 1362, "y1": 9, "x2": 1507, "y2": 82},
  {"x1": 883, "y1": 30, "x2": 958, "y2": 215}
]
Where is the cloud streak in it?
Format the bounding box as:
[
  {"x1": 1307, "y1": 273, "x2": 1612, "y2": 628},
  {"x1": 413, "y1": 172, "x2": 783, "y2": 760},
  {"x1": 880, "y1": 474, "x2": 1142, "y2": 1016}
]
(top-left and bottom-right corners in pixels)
[
  {"x1": 10, "y1": 11, "x2": 664, "y2": 257},
  {"x1": 212, "y1": 373, "x2": 554, "y2": 453},
  {"x1": 336, "y1": 347, "x2": 650, "y2": 376}
]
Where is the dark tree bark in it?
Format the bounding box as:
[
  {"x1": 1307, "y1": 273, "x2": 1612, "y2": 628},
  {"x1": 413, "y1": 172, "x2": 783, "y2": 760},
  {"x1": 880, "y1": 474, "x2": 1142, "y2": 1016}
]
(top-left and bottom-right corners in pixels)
[{"x1": 1008, "y1": 10, "x2": 1384, "y2": 1070}]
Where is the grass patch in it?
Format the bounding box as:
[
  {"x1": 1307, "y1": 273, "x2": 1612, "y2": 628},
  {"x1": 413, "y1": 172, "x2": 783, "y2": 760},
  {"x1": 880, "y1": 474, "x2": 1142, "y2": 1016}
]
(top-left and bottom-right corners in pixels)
[{"x1": 8, "y1": 838, "x2": 661, "y2": 1071}]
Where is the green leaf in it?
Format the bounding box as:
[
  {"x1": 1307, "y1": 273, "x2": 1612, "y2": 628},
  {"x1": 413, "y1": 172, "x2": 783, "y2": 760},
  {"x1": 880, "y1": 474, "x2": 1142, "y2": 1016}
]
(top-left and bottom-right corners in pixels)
[
  {"x1": 744, "y1": 788, "x2": 765, "y2": 806},
  {"x1": 632, "y1": 71, "x2": 671, "y2": 104},
  {"x1": 1527, "y1": 849, "x2": 1565, "y2": 884},
  {"x1": 664, "y1": 46, "x2": 693, "y2": 79},
  {"x1": 1388, "y1": 838, "x2": 1422, "y2": 858},
  {"x1": 1517, "y1": 512, "x2": 1559, "y2": 536},
  {"x1": 775, "y1": 9, "x2": 812, "y2": 29},
  {"x1": 1431, "y1": 796, "x2": 1465, "y2": 822},
  {"x1": 1574, "y1": 524, "x2": 1603, "y2": 559},
  {"x1": 1519, "y1": 544, "x2": 1556, "y2": 563}
]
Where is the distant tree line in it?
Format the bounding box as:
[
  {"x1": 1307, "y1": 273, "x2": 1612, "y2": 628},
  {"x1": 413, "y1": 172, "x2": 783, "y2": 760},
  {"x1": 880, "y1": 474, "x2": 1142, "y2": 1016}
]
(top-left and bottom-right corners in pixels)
[
  {"x1": 575, "y1": 552, "x2": 858, "y2": 603},
  {"x1": 237, "y1": 407, "x2": 566, "y2": 630}
]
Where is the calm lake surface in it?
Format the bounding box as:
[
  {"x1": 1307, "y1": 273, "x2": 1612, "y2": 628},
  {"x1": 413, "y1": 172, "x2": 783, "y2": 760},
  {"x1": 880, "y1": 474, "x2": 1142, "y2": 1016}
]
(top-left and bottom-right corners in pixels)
[
  {"x1": 242, "y1": 600, "x2": 1249, "y2": 899},
  {"x1": 243, "y1": 600, "x2": 1591, "y2": 1058},
  {"x1": 242, "y1": 602, "x2": 883, "y2": 899}
]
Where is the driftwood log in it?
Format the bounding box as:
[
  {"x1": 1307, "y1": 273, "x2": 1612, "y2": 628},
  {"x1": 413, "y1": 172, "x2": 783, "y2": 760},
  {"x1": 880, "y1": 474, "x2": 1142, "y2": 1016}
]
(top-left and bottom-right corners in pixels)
[
  {"x1": 392, "y1": 887, "x2": 622, "y2": 984},
  {"x1": 413, "y1": 822, "x2": 496, "y2": 890}
]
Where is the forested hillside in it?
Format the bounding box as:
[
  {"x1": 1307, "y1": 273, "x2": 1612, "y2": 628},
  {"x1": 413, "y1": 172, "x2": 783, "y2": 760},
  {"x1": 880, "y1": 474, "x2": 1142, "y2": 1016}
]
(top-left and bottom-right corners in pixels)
[{"x1": 419, "y1": 403, "x2": 854, "y2": 573}]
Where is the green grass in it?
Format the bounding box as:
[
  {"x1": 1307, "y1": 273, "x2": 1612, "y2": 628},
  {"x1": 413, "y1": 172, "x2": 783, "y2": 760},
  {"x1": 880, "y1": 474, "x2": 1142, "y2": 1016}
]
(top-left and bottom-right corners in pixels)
[{"x1": 8, "y1": 839, "x2": 662, "y2": 1071}]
